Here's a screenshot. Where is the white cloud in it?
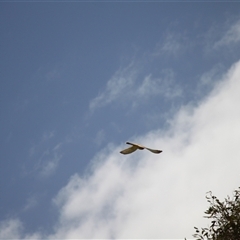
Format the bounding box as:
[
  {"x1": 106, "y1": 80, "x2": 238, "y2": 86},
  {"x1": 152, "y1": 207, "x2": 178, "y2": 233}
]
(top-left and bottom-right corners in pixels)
[
  {"x1": 1, "y1": 59, "x2": 240, "y2": 239},
  {"x1": 23, "y1": 196, "x2": 38, "y2": 212},
  {"x1": 214, "y1": 20, "x2": 240, "y2": 48},
  {"x1": 89, "y1": 62, "x2": 181, "y2": 112},
  {"x1": 39, "y1": 143, "x2": 62, "y2": 178},
  {"x1": 0, "y1": 218, "x2": 42, "y2": 240},
  {"x1": 153, "y1": 32, "x2": 185, "y2": 57},
  {"x1": 2, "y1": 60, "x2": 240, "y2": 239},
  {"x1": 0, "y1": 219, "x2": 23, "y2": 239},
  {"x1": 136, "y1": 70, "x2": 182, "y2": 100},
  {"x1": 89, "y1": 62, "x2": 137, "y2": 111},
  {"x1": 47, "y1": 60, "x2": 240, "y2": 239},
  {"x1": 42, "y1": 131, "x2": 55, "y2": 142},
  {"x1": 28, "y1": 141, "x2": 63, "y2": 178}
]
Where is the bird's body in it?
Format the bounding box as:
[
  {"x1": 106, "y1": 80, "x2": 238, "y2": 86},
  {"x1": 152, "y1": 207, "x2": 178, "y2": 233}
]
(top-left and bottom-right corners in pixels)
[{"x1": 120, "y1": 142, "x2": 162, "y2": 155}]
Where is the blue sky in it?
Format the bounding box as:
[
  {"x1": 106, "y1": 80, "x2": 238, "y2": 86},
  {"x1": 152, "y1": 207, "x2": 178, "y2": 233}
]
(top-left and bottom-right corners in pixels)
[{"x1": 1, "y1": 2, "x2": 240, "y2": 239}]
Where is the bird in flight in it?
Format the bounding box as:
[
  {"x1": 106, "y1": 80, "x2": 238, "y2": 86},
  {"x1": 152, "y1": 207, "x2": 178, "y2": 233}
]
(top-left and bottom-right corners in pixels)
[{"x1": 120, "y1": 142, "x2": 162, "y2": 155}]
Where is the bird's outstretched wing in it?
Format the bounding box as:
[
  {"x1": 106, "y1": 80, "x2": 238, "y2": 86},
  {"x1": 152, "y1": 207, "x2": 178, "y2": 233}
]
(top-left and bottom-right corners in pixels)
[
  {"x1": 126, "y1": 142, "x2": 145, "y2": 149},
  {"x1": 120, "y1": 142, "x2": 162, "y2": 154},
  {"x1": 145, "y1": 147, "x2": 162, "y2": 154},
  {"x1": 120, "y1": 145, "x2": 138, "y2": 154}
]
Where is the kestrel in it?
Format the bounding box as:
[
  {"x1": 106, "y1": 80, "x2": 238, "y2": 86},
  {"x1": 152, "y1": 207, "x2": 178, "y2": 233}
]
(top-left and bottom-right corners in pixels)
[{"x1": 120, "y1": 142, "x2": 162, "y2": 155}]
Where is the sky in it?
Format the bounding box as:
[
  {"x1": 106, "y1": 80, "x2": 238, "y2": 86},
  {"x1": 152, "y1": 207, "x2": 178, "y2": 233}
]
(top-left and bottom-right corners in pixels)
[{"x1": 1, "y1": 1, "x2": 240, "y2": 239}]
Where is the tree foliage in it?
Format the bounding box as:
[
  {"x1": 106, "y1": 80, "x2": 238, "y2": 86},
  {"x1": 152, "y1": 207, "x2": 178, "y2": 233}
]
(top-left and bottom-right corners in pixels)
[{"x1": 193, "y1": 187, "x2": 240, "y2": 240}]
